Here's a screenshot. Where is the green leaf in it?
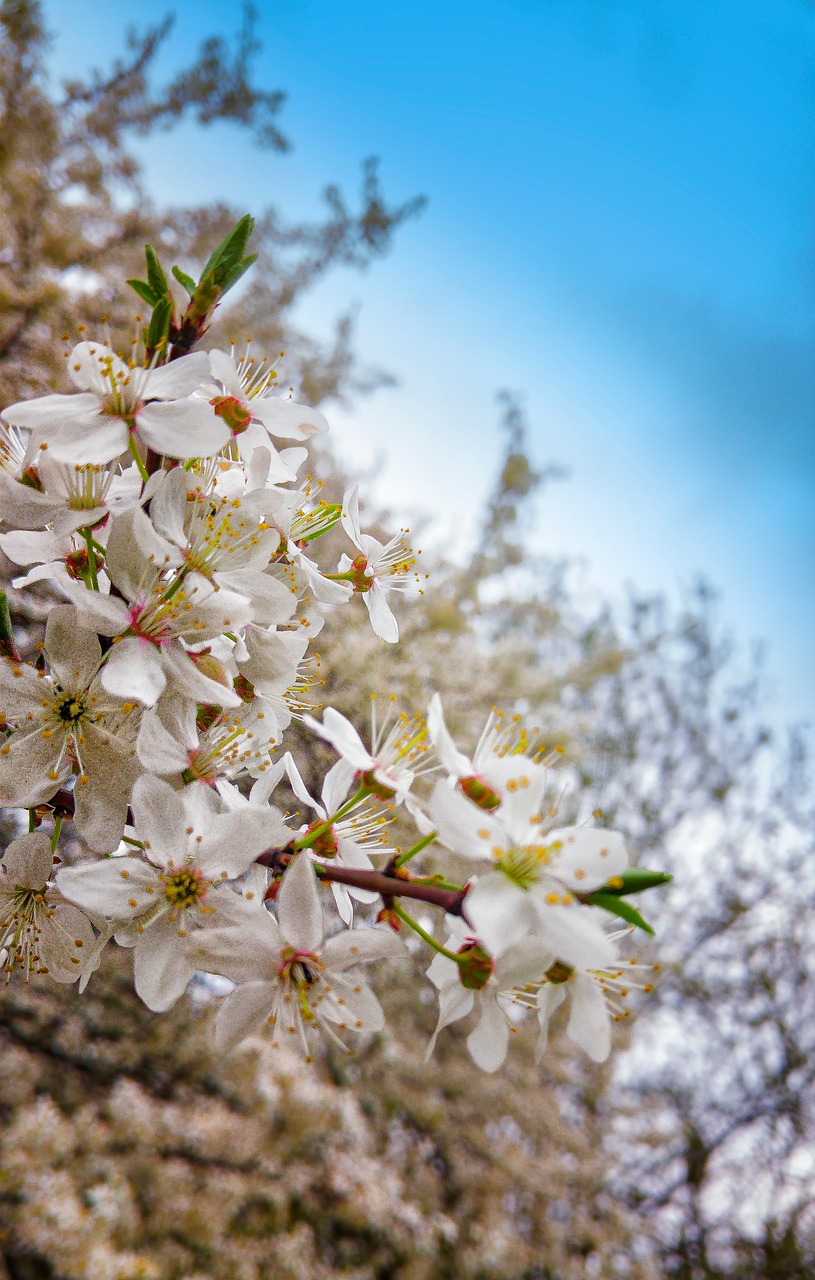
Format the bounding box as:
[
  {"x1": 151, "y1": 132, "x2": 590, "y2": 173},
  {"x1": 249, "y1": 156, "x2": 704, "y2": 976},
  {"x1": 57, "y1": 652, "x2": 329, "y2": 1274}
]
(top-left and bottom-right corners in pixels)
[
  {"x1": 146, "y1": 297, "x2": 172, "y2": 354},
  {"x1": 145, "y1": 244, "x2": 169, "y2": 296},
  {"x1": 200, "y1": 215, "x2": 255, "y2": 283},
  {"x1": 584, "y1": 892, "x2": 655, "y2": 935},
  {"x1": 597, "y1": 868, "x2": 673, "y2": 897},
  {"x1": 171, "y1": 265, "x2": 197, "y2": 295},
  {"x1": 219, "y1": 253, "x2": 258, "y2": 295},
  {"x1": 127, "y1": 279, "x2": 160, "y2": 306}
]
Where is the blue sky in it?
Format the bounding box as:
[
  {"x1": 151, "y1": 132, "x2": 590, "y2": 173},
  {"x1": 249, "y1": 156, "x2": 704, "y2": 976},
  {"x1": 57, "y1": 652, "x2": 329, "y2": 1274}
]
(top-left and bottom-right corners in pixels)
[{"x1": 44, "y1": 0, "x2": 815, "y2": 727}]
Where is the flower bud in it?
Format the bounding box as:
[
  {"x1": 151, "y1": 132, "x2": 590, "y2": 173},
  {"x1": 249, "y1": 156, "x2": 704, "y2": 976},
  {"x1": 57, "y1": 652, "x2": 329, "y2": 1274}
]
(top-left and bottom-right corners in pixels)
[
  {"x1": 376, "y1": 906, "x2": 402, "y2": 932},
  {"x1": 456, "y1": 941, "x2": 494, "y2": 990},
  {"x1": 457, "y1": 774, "x2": 501, "y2": 812},
  {"x1": 191, "y1": 652, "x2": 231, "y2": 688},
  {"x1": 66, "y1": 547, "x2": 104, "y2": 580}
]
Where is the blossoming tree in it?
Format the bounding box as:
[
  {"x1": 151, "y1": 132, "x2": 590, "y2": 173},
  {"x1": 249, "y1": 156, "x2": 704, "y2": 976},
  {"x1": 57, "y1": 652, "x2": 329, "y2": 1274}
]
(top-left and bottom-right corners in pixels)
[{"x1": 0, "y1": 218, "x2": 670, "y2": 1076}]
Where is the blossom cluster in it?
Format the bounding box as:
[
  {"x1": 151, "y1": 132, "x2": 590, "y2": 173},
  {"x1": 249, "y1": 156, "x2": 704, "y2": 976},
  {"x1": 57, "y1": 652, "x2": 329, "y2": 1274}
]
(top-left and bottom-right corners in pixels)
[{"x1": 0, "y1": 224, "x2": 667, "y2": 1072}]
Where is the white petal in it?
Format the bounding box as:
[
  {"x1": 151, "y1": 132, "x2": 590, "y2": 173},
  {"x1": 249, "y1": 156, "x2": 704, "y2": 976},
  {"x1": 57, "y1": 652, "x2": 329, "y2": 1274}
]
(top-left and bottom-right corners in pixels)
[
  {"x1": 277, "y1": 854, "x2": 323, "y2": 952},
  {"x1": 215, "y1": 981, "x2": 277, "y2": 1053},
  {"x1": 303, "y1": 708, "x2": 372, "y2": 770},
  {"x1": 129, "y1": 774, "x2": 188, "y2": 867},
  {"x1": 319, "y1": 973, "x2": 385, "y2": 1031},
  {"x1": 1, "y1": 833, "x2": 53, "y2": 887},
  {"x1": 136, "y1": 708, "x2": 190, "y2": 775},
  {"x1": 427, "y1": 694, "x2": 471, "y2": 777},
  {"x1": 100, "y1": 639, "x2": 166, "y2": 706},
  {"x1": 40, "y1": 902, "x2": 97, "y2": 984},
  {"x1": 254, "y1": 397, "x2": 329, "y2": 441},
  {"x1": 531, "y1": 901, "x2": 617, "y2": 970},
  {"x1": 465, "y1": 874, "x2": 537, "y2": 956},
  {"x1": 547, "y1": 827, "x2": 629, "y2": 890},
  {"x1": 322, "y1": 926, "x2": 407, "y2": 971},
  {"x1": 133, "y1": 914, "x2": 195, "y2": 1012},
  {"x1": 535, "y1": 985, "x2": 566, "y2": 1061},
  {"x1": 466, "y1": 996, "x2": 510, "y2": 1073},
  {"x1": 56, "y1": 857, "x2": 159, "y2": 918},
  {"x1": 340, "y1": 485, "x2": 363, "y2": 547},
  {"x1": 429, "y1": 781, "x2": 504, "y2": 860},
  {"x1": 45, "y1": 606, "x2": 101, "y2": 690},
  {"x1": 0, "y1": 727, "x2": 70, "y2": 807},
  {"x1": 364, "y1": 585, "x2": 399, "y2": 643},
  {"x1": 71, "y1": 725, "x2": 139, "y2": 852},
  {"x1": 566, "y1": 973, "x2": 612, "y2": 1062},
  {"x1": 136, "y1": 399, "x2": 228, "y2": 459},
  {"x1": 425, "y1": 981, "x2": 474, "y2": 1061},
  {"x1": 148, "y1": 467, "x2": 191, "y2": 547},
  {"x1": 144, "y1": 351, "x2": 210, "y2": 400},
  {"x1": 189, "y1": 906, "x2": 283, "y2": 980}
]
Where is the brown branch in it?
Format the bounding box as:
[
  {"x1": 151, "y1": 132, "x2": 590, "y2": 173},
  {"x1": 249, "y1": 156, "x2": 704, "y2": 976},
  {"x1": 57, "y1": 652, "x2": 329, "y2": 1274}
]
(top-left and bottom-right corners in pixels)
[
  {"x1": 256, "y1": 847, "x2": 469, "y2": 916},
  {"x1": 32, "y1": 788, "x2": 469, "y2": 917}
]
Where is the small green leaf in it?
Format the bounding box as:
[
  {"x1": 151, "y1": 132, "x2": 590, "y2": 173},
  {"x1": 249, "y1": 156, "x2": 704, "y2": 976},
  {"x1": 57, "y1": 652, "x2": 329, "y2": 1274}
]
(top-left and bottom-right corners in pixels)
[
  {"x1": 219, "y1": 253, "x2": 258, "y2": 295},
  {"x1": 200, "y1": 215, "x2": 255, "y2": 282},
  {"x1": 127, "y1": 279, "x2": 159, "y2": 306},
  {"x1": 145, "y1": 244, "x2": 169, "y2": 296},
  {"x1": 598, "y1": 868, "x2": 673, "y2": 897},
  {"x1": 584, "y1": 891, "x2": 655, "y2": 935},
  {"x1": 146, "y1": 297, "x2": 172, "y2": 354},
  {"x1": 171, "y1": 265, "x2": 197, "y2": 295}
]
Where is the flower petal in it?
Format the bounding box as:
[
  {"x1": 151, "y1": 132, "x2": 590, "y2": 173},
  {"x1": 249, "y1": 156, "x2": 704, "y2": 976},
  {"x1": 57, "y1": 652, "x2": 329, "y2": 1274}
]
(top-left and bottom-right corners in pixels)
[
  {"x1": 466, "y1": 995, "x2": 510, "y2": 1073},
  {"x1": 215, "y1": 981, "x2": 277, "y2": 1053},
  {"x1": 277, "y1": 853, "x2": 323, "y2": 952}
]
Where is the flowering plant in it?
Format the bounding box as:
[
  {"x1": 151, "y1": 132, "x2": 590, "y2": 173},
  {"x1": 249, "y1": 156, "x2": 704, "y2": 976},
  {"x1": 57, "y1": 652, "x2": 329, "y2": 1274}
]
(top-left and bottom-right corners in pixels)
[{"x1": 0, "y1": 218, "x2": 669, "y2": 1072}]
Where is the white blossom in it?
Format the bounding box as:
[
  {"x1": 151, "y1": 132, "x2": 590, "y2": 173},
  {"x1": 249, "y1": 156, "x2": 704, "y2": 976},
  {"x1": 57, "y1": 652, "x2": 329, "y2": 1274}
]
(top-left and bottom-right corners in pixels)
[{"x1": 189, "y1": 853, "x2": 406, "y2": 1056}]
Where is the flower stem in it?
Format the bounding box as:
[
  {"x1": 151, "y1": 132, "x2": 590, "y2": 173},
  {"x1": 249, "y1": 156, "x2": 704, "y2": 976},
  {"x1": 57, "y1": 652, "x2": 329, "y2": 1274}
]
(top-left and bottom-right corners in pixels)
[
  {"x1": 50, "y1": 814, "x2": 62, "y2": 853},
  {"x1": 82, "y1": 528, "x2": 99, "y2": 590},
  {"x1": 292, "y1": 786, "x2": 369, "y2": 851},
  {"x1": 127, "y1": 435, "x2": 150, "y2": 484},
  {"x1": 392, "y1": 904, "x2": 464, "y2": 962},
  {"x1": 0, "y1": 590, "x2": 20, "y2": 661},
  {"x1": 394, "y1": 831, "x2": 437, "y2": 868}
]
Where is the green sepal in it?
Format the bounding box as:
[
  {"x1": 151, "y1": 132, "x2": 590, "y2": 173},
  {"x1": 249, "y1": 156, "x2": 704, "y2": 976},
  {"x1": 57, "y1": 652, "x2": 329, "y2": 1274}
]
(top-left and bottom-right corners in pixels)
[
  {"x1": 127, "y1": 278, "x2": 160, "y2": 306},
  {"x1": 144, "y1": 244, "x2": 169, "y2": 296},
  {"x1": 171, "y1": 265, "x2": 197, "y2": 295},
  {"x1": 298, "y1": 503, "x2": 343, "y2": 542},
  {"x1": 584, "y1": 892, "x2": 655, "y2": 936},
  {"x1": 0, "y1": 589, "x2": 18, "y2": 660},
  {"x1": 597, "y1": 868, "x2": 673, "y2": 897},
  {"x1": 146, "y1": 297, "x2": 172, "y2": 354}
]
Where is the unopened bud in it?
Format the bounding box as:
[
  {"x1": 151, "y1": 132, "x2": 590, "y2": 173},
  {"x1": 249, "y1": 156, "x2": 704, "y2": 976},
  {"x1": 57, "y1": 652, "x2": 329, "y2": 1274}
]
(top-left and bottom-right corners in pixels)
[
  {"x1": 192, "y1": 653, "x2": 231, "y2": 688},
  {"x1": 65, "y1": 548, "x2": 95, "y2": 580},
  {"x1": 456, "y1": 941, "x2": 494, "y2": 990},
  {"x1": 458, "y1": 774, "x2": 501, "y2": 812},
  {"x1": 377, "y1": 907, "x2": 402, "y2": 932}
]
